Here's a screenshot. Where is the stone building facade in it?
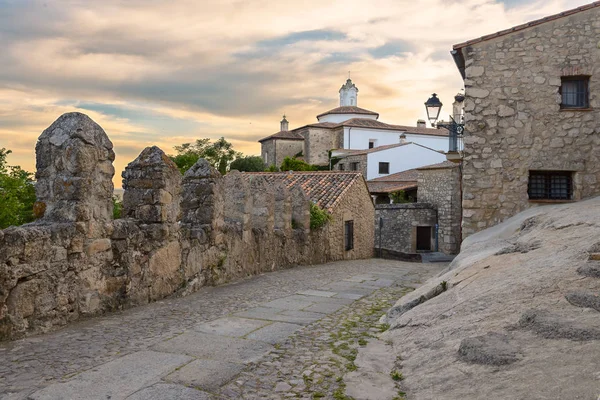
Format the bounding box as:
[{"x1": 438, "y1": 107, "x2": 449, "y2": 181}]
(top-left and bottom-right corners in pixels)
[
  {"x1": 0, "y1": 113, "x2": 373, "y2": 341},
  {"x1": 374, "y1": 203, "x2": 437, "y2": 254},
  {"x1": 417, "y1": 162, "x2": 462, "y2": 255},
  {"x1": 452, "y1": 3, "x2": 600, "y2": 237}
]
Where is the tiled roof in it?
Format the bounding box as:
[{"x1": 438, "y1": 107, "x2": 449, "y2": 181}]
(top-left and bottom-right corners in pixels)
[
  {"x1": 317, "y1": 106, "x2": 379, "y2": 119},
  {"x1": 258, "y1": 130, "x2": 304, "y2": 143},
  {"x1": 335, "y1": 142, "x2": 441, "y2": 156},
  {"x1": 339, "y1": 118, "x2": 449, "y2": 136},
  {"x1": 367, "y1": 181, "x2": 418, "y2": 194},
  {"x1": 369, "y1": 169, "x2": 419, "y2": 182},
  {"x1": 243, "y1": 171, "x2": 363, "y2": 212},
  {"x1": 295, "y1": 122, "x2": 339, "y2": 130},
  {"x1": 453, "y1": 1, "x2": 600, "y2": 49},
  {"x1": 417, "y1": 161, "x2": 459, "y2": 170}
]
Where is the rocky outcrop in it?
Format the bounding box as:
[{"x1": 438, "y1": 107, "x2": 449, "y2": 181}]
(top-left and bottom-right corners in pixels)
[
  {"x1": 377, "y1": 197, "x2": 600, "y2": 399},
  {"x1": 0, "y1": 113, "x2": 372, "y2": 341}
]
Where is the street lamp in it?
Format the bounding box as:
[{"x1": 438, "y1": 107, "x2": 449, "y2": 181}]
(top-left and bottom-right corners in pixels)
[
  {"x1": 424, "y1": 93, "x2": 443, "y2": 127},
  {"x1": 424, "y1": 93, "x2": 465, "y2": 153}
]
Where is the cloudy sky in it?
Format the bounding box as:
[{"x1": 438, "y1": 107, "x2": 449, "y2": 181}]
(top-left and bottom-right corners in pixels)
[{"x1": 0, "y1": 0, "x2": 589, "y2": 186}]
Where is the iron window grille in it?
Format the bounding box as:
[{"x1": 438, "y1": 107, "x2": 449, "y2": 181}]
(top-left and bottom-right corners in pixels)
[
  {"x1": 350, "y1": 162, "x2": 359, "y2": 171},
  {"x1": 379, "y1": 162, "x2": 390, "y2": 174},
  {"x1": 344, "y1": 220, "x2": 354, "y2": 251},
  {"x1": 560, "y1": 76, "x2": 590, "y2": 109},
  {"x1": 528, "y1": 171, "x2": 573, "y2": 200}
]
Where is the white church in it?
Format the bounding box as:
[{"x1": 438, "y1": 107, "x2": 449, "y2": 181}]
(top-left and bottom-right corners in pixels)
[{"x1": 259, "y1": 78, "x2": 450, "y2": 180}]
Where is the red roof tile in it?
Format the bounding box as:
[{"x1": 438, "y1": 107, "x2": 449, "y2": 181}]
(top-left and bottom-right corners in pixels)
[
  {"x1": 339, "y1": 118, "x2": 448, "y2": 136},
  {"x1": 369, "y1": 169, "x2": 419, "y2": 182},
  {"x1": 453, "y1": 1, "x2": 600, "y2": 50},
  {"x1": 317, "y1": 106, "x2": 379, "y2": 119},
  {"x1": 243, "y1": 171, "x2": 363, "y2": 212},
  {"x1": 416, "y1": 161, "x2": 459, "y2": 170},
  {"x1": 367, "y1": 181, "x2": 417, "y2": 194},
  {"x1": 336, "y1": 142, "x2": 441, "y2": 156},
  {"x1": 258, "y1": 130, "x2": 304, "y2": 143}
]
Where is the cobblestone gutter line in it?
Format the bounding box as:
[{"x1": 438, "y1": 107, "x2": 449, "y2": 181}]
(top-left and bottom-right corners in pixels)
[{"x1": 219, "y1": 286, "x2": 412, "y2": 399}]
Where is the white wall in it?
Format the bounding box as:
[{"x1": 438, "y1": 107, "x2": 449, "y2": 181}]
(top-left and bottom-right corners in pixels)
[
  {"x1": 365, "y1": 143, "x2": 447, "y2": 180},
  {"x1": 318, "y1": 113, "x2": 378, "y2": 123},
  {"x1": 344, "y1": 127, "x2": 448, "y2": 152}
]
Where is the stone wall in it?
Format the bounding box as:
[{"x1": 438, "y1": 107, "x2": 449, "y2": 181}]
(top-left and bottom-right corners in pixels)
[
  {"x1": 418, "y1": 165, "x2": 462, "y2": 254},
  {"x1": 335, "y1": 154, "x2": 367, "y2": 177},
  {"x1": 302, "y1": 127, "x2": 341, "y2": 166},
  {"x1": 261, "y1": 139, "x2": 304, "y2": 169},
  {"x1": 0, "y1": 113, "x2": 372, "y2": 341},
  {"x1": 458, "y1": 9, "x2": 600, "y2": 237},
  {"x1": 374, "y1": 204, "x2": 437, "y2": 254}
]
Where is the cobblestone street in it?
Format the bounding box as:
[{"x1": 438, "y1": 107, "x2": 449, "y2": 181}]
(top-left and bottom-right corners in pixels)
[{"x1": 0, "y1": 259, "x2": 445, "y2": 399}]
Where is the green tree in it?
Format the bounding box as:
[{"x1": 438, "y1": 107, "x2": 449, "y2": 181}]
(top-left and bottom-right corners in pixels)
[
  {"x1": 0, "y1": 148, "x2": 37, "y2": 229},
  {"x1": 280, "y1": 157, "x2": 318, "y2": 172},
  {"x1": 230, "y1": 156, "x2": 265, "y2": 172},
  {"x1": 171, "y1": 137, "x2": 242, "y2": 175}
]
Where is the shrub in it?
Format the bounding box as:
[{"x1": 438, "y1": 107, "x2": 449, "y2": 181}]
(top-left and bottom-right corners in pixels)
[{"x1": 310, "y1": 203, "x2": 331, "y2": 230}]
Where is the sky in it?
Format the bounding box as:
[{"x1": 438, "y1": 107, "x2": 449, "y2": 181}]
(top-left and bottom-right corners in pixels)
[{"x1": 0, "y1": 0, "x2": 590, "y2": 187}]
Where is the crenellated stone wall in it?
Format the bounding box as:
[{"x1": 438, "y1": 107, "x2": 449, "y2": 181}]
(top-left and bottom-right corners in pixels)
[
  {"x1": 458, "y1": 8, "x2": 600, "y2": 237},
  {"x1": 0, "y1": 113, "x2": 371, "y2": 341}
]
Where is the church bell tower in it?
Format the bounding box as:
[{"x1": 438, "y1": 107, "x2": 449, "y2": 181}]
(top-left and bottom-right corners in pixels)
[{"x1": 339, "y1": 78, "x2": 358, "y2": 107}]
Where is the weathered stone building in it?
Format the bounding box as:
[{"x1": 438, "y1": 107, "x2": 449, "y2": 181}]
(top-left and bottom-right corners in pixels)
[
  {"x1": 373, "y1": 161, "x2": 462, "y2": 255},
  {"x1": 249, "y1": 171, "x2": 375, "y2": 260},
  {"x1": 452, "y1": 2, "x2": 600, "y2": 237},
  {"x1": 259, "y1": 116, "x2": 304, "y2": 168},
  {"x1": 259, "y1": 78, "x2": 448, "y2": 169},
  {"x1": 417, "y1": 161, "x2": 462, "y2": 255},
  {"x1": 0, "y1": 113, "x2": 373, "y2": 341}
]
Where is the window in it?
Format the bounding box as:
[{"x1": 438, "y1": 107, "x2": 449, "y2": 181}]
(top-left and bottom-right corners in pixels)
[
  {"x1": 339, "y1": 163, "x2": 345, "y2": 171},
  {"x1": 344, "y1": 220, "x2": 354, "y2": 251},
  {"x1": 379, "y1": 162, "x2": 390, "y2": 174},
  {"x1": 528, "y1": 171, "x2": 573, "y2": 200},
  {"x1": 368, "y1": 140, "x2": 375, "y2": 149},
  {"x1": 350, "y1": 162, "x2": 359, "y2": 171},
  {"x1": 560, "y1": 76, "x2": 590, "y2": 109}
]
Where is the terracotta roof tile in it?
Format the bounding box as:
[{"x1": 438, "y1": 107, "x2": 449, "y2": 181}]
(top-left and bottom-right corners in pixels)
[
  {"x1": 367, "y1": 181, "x2": 418, "y2": 194},
  {"x1": 243, "y1": 171, "x2": 363, "y2": 212},
  {"x1": 369, "y1": 169, "x2": 419, "y2": 182},
  {"x1": 339, "y1": 118, "x2": 449, "y2": 136},
  {"x1": 258, "y1": 130, "x2": 304, "y2": 143},
  {"x1": 335, "y1": 142, "x2": 441, "y2": 156},
  {"x1": 453, "y1": 1, "x2": 600, "y2": 50},
  {"x1": 416, "y1": 161, "x2": 459, "y2": 170},
  {"x1": 317, "y1": 106, "x2": 379, "y2": 119}
]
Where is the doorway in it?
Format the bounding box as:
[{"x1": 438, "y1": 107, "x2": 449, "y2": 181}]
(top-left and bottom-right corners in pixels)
[{"x1": 416, "y1": 226, "x2": 432, "y2": 252}]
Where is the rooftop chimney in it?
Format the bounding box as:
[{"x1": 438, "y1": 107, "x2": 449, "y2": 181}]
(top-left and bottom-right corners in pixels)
[
  {"x1": 416, "y1": 119, "x2": 426, "y2": 128},
  {"x1": 280, "y1": 115, "x2": 289, "y2": 131},
  {"x1": 399, "y1": 133, "x2": 407, "y2": 144}
]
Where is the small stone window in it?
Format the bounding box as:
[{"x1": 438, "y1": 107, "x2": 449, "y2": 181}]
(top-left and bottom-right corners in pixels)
[
  {"x1": 379, "y1": 162, "x2": 390, "y2": 174},
  {"x1": 560, "y1": 76, "x2": 590, "y2": 109},
  {"x1": 350, "y1": 162, "x2": 359, "y2": 171},
  {"x1": 339, "y1": 163, "x2": 345, "y2": 171},
  {"x1": 344, "y1": 220, "x2": 354, "y2": 251},
  {"x1": 528, "y1": 171, "x2": 573, "y2": 200}
]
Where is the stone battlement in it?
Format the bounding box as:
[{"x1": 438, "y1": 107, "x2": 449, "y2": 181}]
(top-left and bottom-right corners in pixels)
[{"x1": 0, "y1": 113, "x2": 370, "y2": 341}]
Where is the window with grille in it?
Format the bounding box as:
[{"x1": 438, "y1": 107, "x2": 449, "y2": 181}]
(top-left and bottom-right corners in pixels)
[
  {"x1": 339, "y1": 163, "x2": 345, "y2": 171},
  {"x1": 528, "y1": 171, "x2": 573, "y2": 200},
  {"x1": 350, "y1": 162, "x2": 359, "y2": 171},
  {"x1": 344, "y1": 220, "x2": 354, "y2": 251},
  {"x1": 560, "y1": 76, "x2": 590, "y2": 109},
  {"x1": 379, "y1": 162, "x2": 390, "y2": 174}
]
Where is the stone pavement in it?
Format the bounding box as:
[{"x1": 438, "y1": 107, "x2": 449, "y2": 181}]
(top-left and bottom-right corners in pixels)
[{"x1": 0, "y1": 259, "x2": 445, "y2": 399}]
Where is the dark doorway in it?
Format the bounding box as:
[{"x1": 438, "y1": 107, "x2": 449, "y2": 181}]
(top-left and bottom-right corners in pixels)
[{"x1": 416, "y1": 226, "x2": 432, "y2": 251}]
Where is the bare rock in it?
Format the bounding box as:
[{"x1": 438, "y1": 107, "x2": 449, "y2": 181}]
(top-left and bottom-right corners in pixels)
[
  {"x1": 519, "y1": 309, "x2": 600, "y2": 341},
  {"x1": 565, "y1": 292, "x2": 600, "y2": 312},
  {"x1": 458, "y1": 332, "x2": 521, "y2": 365}
]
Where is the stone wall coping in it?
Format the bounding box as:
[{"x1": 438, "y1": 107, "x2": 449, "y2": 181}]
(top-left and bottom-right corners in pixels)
[{"x1": 375, "y1": 203, "x2": 435, "y2": 210}]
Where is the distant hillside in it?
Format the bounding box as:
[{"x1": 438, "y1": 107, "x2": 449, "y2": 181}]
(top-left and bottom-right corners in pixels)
[{"x1": 378, "y1": 197, "x2": 600, "y2": 399}]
